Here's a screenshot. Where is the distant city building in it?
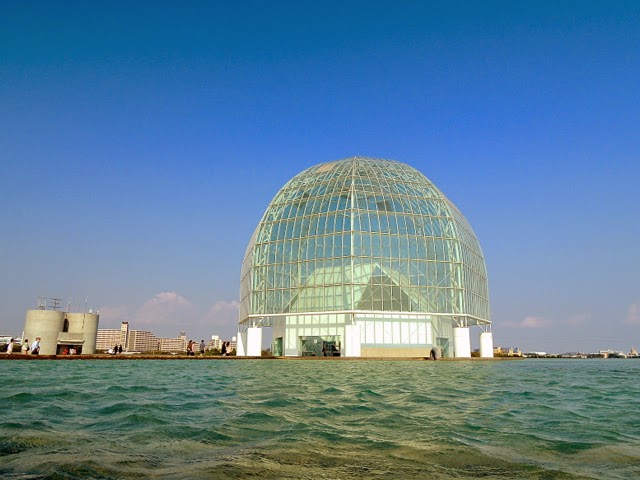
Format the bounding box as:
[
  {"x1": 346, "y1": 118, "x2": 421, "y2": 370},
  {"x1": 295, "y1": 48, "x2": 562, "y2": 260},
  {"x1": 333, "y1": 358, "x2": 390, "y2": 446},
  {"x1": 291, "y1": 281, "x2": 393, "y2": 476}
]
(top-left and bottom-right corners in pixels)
[
  {"x1": 126, "y1": 330, "x2": 159, "y2": 352},
  {"x1": 494, "y1": 346, "x2": 522, "y2": 357},
  {"x1": 22, "y1": 298, "x2": 99, "y2": 355},
  {"x1": 97, "y1": 322, "x2": 188, "y2": 353},
  {"x1": 159, "y1": 333, "x2": 187, "y2": 353},
  {"x1": 96, "y1": 322, "x2": 129, "y2": 351},
  {"x1": 237, "y1": 158, "x2": 493, "y2": 358},
  {"x1": 208, "y1": 335, "x2": 223, "y2": 351}
]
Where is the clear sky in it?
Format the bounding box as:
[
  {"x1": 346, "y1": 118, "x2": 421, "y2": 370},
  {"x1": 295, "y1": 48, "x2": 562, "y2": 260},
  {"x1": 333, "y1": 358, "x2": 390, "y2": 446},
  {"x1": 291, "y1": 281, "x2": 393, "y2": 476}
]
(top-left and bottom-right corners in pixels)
[{"x1": 1, "y1": 1, "x2": 638, "y2": 353}]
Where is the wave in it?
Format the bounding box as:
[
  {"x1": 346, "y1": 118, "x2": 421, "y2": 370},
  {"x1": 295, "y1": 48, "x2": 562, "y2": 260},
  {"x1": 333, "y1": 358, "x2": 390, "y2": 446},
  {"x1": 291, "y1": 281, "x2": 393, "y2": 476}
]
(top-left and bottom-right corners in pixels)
[{"x1": 1, "y1": 359, "x2": 639, "y2": 479}]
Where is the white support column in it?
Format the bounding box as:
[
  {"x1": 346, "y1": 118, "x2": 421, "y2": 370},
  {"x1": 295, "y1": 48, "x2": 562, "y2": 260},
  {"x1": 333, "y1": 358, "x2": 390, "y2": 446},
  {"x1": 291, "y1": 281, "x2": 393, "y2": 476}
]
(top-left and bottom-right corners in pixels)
[
  {"x1": 236, "y1": 328, "x2": 247, "y2": 357},
  {"x1": 453, "y1": 327, "x2": 471, "y2": 358},
  {"x1": 479, "y1": 331, "x2": 494, "y2": 358},
  {"x1": 246, "y1": 327, "x2": 262, "y2": 357},
  {"x1": 344, "y1": 324, "x2": 361, "y2": 357}
]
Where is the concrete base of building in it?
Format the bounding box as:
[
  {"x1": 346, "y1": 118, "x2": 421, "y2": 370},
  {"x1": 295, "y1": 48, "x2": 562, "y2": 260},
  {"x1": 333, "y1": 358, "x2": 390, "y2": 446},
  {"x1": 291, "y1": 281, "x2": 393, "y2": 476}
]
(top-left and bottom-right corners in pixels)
[{"x1": 360, "y1": 346, "x2": 433, "y2": 358}]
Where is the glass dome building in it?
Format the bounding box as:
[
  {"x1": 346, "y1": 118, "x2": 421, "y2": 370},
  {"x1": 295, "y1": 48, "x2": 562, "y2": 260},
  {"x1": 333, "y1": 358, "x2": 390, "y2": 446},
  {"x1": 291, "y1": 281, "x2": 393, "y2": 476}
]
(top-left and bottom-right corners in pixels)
[{"x1": 237, "y1": 157, "x2": 493, "y2": 358}]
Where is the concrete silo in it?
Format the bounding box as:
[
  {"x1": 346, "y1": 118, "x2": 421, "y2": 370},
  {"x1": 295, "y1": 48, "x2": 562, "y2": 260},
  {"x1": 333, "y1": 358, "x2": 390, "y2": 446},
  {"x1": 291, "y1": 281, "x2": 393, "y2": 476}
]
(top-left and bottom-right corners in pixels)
[{"x1": 23, "y1": 307, "x2": 100, "y2": 355}]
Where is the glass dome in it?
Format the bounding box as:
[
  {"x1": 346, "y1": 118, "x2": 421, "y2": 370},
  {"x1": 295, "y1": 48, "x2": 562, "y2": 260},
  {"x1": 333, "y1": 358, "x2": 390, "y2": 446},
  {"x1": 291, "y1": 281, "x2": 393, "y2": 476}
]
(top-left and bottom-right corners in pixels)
[{"x1": 240, "y1": 157, "x2": 489, "y2": 329}]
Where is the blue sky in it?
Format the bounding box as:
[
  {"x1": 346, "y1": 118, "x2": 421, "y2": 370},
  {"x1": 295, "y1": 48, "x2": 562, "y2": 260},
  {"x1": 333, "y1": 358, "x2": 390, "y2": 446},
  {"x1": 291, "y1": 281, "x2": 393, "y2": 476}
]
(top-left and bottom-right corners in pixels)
[{"x1": 1, "y1": 1, "x2": 638, "y2": 353}]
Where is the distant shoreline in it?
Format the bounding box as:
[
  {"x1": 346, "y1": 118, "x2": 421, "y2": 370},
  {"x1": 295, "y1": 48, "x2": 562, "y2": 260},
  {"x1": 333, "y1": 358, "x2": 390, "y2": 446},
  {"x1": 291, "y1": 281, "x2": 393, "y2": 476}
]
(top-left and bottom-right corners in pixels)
[
  {"x1": 2, "y1": 354, "x2": 522, "y2": 361},
  {"x1": 3, "y1": 354, "x2": 637, "y2": 361}
]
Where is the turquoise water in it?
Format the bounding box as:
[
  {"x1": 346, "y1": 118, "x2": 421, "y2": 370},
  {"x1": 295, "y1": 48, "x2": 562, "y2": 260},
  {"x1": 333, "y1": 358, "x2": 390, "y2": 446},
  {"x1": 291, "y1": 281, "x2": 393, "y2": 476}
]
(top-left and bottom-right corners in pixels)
[{"x1": 1, "y1": 359, "x2": 639, "y2": 479}]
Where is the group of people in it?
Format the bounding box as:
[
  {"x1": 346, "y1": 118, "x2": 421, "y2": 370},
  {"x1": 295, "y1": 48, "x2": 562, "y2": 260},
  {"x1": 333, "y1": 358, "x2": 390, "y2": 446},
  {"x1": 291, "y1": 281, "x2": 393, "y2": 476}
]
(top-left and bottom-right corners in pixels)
[
  {"x1": 110, "y1": 344, "x2": 123, "y2": 355},
  {"x1": 3, "y1": 337, "x2": 40, "y2": 355},
  {"x1": 186, "y1": 340, "x2": 207, "y2": 356},
  {"x1": 60, "y1": 346, "x2": 80, "y2": 355},
  {"x1": 185, "y1": 340, "x2": 232, "y2": 356}
]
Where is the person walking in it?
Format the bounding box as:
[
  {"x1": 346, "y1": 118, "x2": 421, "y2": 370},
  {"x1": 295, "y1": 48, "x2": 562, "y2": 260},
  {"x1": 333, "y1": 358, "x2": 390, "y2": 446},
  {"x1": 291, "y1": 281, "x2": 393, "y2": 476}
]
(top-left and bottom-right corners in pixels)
[
  {"x1": 6, "y1": 338, "x2": 15, "y2": 354},
  {"x1": 30, "y1": 337, "x2": 41, "y2": 355},
  {"x1": 200, "y1": 340, "x2": 206, "y2": 356},
  {"x1": 21, "y1": 339, "x2": 30, "y2": 354},
  {"x1": 221, "y1": 341, "x2": 227, "y2": 356}
]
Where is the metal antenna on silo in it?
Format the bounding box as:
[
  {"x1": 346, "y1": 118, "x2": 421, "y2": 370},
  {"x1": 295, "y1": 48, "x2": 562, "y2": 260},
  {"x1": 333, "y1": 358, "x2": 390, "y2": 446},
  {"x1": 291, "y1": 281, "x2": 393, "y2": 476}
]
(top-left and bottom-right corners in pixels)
[{"x1": 49, "y1": 298, "x2": 61, "y2": 310}]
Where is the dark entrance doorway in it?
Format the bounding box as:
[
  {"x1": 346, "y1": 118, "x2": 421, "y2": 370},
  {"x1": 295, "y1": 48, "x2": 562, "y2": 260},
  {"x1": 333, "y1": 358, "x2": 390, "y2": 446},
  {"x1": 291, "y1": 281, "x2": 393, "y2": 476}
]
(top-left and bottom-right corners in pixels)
[
  {"x1": 273, "y1": 337, "x2": 283, "y2": 357},
  {"x1": 300, "y1": 336, "x2": 341, "y2": 357}
]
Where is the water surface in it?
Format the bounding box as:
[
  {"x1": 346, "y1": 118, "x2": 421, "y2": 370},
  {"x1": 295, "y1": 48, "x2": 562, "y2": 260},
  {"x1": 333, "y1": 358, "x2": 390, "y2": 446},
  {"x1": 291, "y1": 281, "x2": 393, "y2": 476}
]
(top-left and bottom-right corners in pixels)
[{"x1": 1, "y1": 359, "x2": 638, "y2": 479}]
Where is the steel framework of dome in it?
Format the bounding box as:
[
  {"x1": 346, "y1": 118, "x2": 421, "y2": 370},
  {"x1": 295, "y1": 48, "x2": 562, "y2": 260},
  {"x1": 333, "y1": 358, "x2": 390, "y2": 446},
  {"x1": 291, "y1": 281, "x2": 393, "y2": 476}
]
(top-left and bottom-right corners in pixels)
[{"x1": 237, "y1": 157, "x2": 493, "y2": 358}]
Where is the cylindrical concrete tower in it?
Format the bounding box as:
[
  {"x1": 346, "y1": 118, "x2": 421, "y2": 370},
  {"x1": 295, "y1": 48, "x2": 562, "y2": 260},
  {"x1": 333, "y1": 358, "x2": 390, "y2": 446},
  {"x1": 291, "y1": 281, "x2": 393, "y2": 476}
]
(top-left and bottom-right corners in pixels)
[
  {"x1": 66, "y1": 312, "x2": 100, "y2": 354},
  {"x1": 23, "y1": 310, "x2": 65, "y2": 355},
  {"x1": 84, "y1": 313, "x2": 99, "y2": 354}
]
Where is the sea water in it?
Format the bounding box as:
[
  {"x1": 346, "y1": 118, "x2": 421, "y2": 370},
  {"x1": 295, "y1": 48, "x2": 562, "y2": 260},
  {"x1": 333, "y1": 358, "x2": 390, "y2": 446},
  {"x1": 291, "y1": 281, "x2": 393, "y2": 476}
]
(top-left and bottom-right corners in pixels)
[{"x1": 0, "y1": 358, "x2": 638, "y2": 479}]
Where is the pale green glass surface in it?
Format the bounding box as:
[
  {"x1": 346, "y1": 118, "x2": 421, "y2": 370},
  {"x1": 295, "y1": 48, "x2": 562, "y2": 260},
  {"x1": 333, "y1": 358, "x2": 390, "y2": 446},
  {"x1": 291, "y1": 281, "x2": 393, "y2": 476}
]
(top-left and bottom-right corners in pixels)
[{"x1": 240, "y1": 157, "x2": 489, "y2": 325}]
